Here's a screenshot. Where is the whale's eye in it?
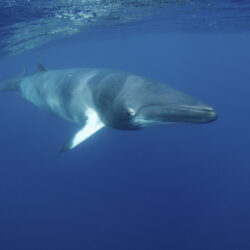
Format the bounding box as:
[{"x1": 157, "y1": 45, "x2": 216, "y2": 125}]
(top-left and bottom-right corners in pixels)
[
  {"x1": 121, "y1": 108, "x2": 135, "y2": 120},
  {"x1": 127, "y1": 108, "x2": 135, "y2": 117}
]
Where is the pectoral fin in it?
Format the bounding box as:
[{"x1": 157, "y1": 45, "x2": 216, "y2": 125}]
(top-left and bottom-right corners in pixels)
[{"x1": 60, "y1": 109, "x2": 105, "y2": 152}]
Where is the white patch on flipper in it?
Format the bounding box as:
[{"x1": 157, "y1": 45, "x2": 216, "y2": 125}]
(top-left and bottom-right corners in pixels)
[
  {"x1": 60, "y1": 108, "x2": 104, "y2": 152},
  {"x1": 71, "y1": 109, "x2": 104, "y2": 148}
]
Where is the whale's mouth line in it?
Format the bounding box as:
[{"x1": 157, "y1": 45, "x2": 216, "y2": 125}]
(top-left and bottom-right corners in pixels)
[
  {"x1": 129, "y1": 103, "x2": 217, "y2": 125},
  {"x1": 119, "y1": 104, "x2": 217, "y2": 121}
]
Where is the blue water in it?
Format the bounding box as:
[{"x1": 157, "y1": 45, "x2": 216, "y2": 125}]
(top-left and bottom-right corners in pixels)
[{"x1": 0, "y1": 1, "x2": 250, "y2": 250}]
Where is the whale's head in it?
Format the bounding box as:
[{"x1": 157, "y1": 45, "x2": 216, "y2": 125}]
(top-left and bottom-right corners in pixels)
[{"x1": 93, "y1": 73, "x2": 217, "y2": 130}]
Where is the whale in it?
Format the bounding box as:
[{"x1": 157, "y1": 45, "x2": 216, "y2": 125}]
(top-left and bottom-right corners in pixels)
[{"x1": 0, "y1": 63, "x2": 217, "y2": 151}]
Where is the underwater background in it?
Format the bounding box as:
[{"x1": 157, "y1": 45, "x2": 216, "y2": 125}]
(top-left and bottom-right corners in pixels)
[{"x1": 0, "y1": 1, "x2": 250, "y2": 249}]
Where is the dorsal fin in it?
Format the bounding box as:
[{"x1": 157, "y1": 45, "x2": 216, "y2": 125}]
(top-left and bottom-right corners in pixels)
[{"x1": 37, "y1": 62, "x2": 48, "y2": 72}]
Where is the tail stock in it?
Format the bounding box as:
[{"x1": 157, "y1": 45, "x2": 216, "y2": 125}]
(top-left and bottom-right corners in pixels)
[{"x1": 0, "y1": 69, "x2": 26, "y2": 92}]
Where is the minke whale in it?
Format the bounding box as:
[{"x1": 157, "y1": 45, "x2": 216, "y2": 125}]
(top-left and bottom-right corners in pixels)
[{"x1": 0, "y1": 63, "x2": 217, "y2": 152}]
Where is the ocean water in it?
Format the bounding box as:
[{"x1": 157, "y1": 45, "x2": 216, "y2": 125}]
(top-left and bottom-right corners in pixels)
[{"x1": 0, "y1": 1, "x2": 250, "y2": 250}]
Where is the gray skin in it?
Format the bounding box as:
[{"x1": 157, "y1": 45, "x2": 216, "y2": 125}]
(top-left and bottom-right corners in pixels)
[{"x1": 0, "y1": 64, "x2": 217, "y2": 150}]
